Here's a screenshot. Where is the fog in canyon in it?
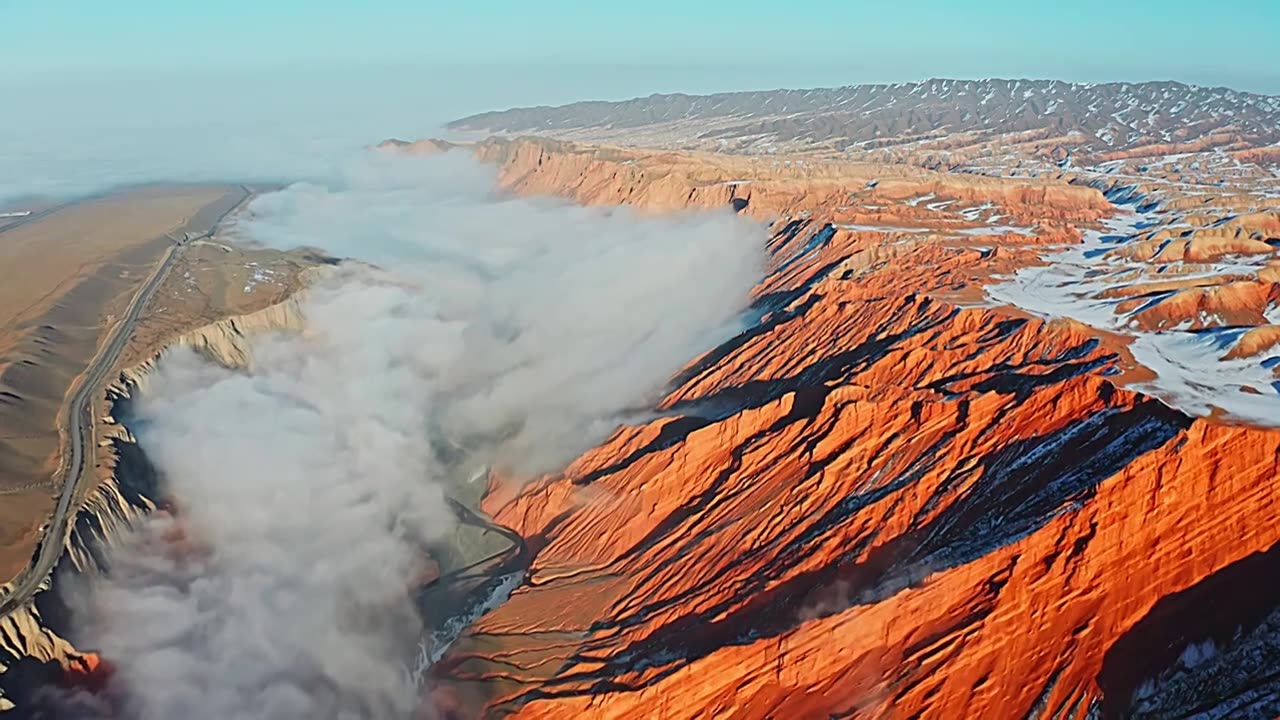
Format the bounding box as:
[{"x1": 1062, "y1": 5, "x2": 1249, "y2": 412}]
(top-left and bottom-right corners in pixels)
[{"x1": 47, "y1": 149, "x2": 764, "y2": 719}]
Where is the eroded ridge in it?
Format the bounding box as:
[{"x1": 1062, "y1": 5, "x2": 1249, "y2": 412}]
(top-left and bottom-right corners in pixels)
[{"x1": 424, "y1": 139, "x2": 1280, "y2": 719}]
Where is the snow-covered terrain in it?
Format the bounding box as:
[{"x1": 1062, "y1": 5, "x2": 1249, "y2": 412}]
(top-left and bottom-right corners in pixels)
[{"x1": 983, "y1": 209, "x2": 1280, "y2": 425}]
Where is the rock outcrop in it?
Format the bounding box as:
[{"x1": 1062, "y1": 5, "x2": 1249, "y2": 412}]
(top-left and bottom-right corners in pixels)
[
  {"x1": 376, "y1": 138, "x2": 458, "y2": 156},
  {"x1": 0, "y1": 298, "x2": 305, "y2": 709},
  {"x1": 10, "y1": 135, "x2": 1276, "y2": 718},
  {"x1": 470, "y1": 136, "x2": 1111, "y2": 224},
  {"x1": 418, "y1": 138, "x2": 1280, "y2": 718}
]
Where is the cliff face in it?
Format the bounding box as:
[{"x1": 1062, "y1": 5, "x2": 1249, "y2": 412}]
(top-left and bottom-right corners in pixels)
[
  {"x1": 0, "y1": 299, "x2": 304, "y2": 709},
  {"x1": 471, "y1": 137, "x2": 1112, "y2": 223},
  {"x1": 9, "y1": 138, "x2": 1274, "y2": 716},
  {"x1": 422, "y1": 139, "x2": 1280, "y2": 718}
]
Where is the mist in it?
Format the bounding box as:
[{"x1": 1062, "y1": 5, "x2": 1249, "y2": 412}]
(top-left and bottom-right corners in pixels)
[
  {"x1": 61, "y1": 147, "x2": 764, "y2": 718},
  {"x1": 73, "y1": 273, "x2": 457, "y2": 718},
  {"x1": 0, "y1": 67, "x2": 451, "y2": 202},
  {"x1": 236, "y1": 150, "x2": 764, "y2": 472},
  {"x1": 0, "y1": 61, "x2": 833, "y2": 204}
]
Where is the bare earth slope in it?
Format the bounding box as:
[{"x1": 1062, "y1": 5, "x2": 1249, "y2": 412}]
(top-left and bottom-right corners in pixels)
[
  {"x1": 0, "y1": 192, "x2": 325, "y2": 709},
  {"x1": 6, "y1": 74, "x2": 1279, "y2": 716},
  {"x1": 450, "y1": 79, "x2": 1280, "y2": 165},
  {"x1": 0, "y1": 186, "x2": 238, "y2": 582},
  {"x1": 418, "y1": 137, "x2": 1280, "y2": 719}
]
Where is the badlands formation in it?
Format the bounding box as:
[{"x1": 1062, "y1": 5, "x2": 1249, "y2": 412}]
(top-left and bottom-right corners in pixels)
[
  {"x1": 0, "y1": 188, "x2": 326, "y2": 713},
  {"x1": 424, "y1": 81, "x2": 1280, "y2": 719},
  {"x1": 1, "y1": 79, "x2": 1279, "y2": 719}
]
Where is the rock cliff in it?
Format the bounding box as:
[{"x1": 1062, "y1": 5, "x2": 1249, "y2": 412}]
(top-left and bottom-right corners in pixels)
[
  {"x1": 0, "y1": 298, "x2": 305, "y2": 709},
  {"x1": 472, "y1": 136, "x2": 1112, "y2": 223},
  {"x1": 9, "y1": 135, "x2": 1276, "y2": 717},
  {"x1": 416, "y1": 138, "x2": 1280, "y2": 718}
]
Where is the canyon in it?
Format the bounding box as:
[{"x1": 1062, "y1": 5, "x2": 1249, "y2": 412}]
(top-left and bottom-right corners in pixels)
[
  {"x1": 0, "y1": 78, "x2": 1278, "y2": 719},
  {"x1": 417, "y1": 133, "x2": 1280, "y2": 719}
]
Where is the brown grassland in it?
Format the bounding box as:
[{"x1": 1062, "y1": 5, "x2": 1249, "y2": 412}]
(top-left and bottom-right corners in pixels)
[{"x1": 0, "y1": 185, "x2": 315, "y2": 583}]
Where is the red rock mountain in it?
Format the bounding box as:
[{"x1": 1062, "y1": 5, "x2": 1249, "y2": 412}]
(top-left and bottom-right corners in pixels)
[
  {"x1": 7, "y1": 86, "x2": 1279, "y2": 716},
  {"x1": 419, "y1": 137, "x2": 1280, "y2": 719}
]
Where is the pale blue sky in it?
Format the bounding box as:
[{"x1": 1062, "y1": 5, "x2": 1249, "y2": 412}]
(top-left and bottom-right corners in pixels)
[
  {"x1": 4, "y1": 1, "x2": 1279, "y2": 94},
  {"x1": 2, "y1": 1, "x2": 1278, "y2": 201}
]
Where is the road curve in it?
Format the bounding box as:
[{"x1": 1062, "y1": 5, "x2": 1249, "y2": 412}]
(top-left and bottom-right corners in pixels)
[
  {"x1": 436, "y1": 496, "x2": 529, "y2": 584},
  {"x1": 0, "y1": 186, "x2": 253, "y2": 618}
]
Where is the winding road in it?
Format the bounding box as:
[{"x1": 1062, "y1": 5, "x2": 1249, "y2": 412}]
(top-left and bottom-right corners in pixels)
[
  {"x1": 415, "y1": 495, "x2": 529, "y2": 662},
  {"x1": 0, "y1": 185, "x2": 253, "y2": 617},
  {"x1": 436, "y1": 496, "x2": 529, "y2": 583}
]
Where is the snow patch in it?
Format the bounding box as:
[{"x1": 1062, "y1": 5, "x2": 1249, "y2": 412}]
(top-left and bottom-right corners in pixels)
[
  {"x1": 242, "y1": 262, "x2": 277, "y2": 293},
  {"x1": 981, "y1": 209, "x2": 1280, "y2": 425},
  {"x1": 954, "y1": 225, "x2": 1036, "y2": 237}
]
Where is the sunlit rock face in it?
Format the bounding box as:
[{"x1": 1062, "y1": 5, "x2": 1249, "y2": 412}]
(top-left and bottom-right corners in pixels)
[
  {"x1": 12, "y1": 131, "x2": 1279, "y2": 718},
  {"x1": 418, "y1": 138, "x2": 1280, "y2": 719},
  {"x1": 0, "y1": 148, "x2": 770, "y2": 719}
]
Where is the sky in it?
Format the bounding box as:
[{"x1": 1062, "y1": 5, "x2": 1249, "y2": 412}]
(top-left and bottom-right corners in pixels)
[
  {"x1": 1, "y1": 1, "x2": 1278, "y2": 201},
  {"x1": 4, "y1": 1, "x2": 1279, "y2": 95}
]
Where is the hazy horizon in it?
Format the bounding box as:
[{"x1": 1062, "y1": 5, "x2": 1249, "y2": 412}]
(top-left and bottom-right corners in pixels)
[
  {"x1": 7, "y1": 1, "x2": 1279, "y2": 91},
  {"x1": 4, "y1": 62, "x2": 1278, "y2": 203},
  {"x1": 3, "y1": 1, "x2": 1278, "y2": 203}
]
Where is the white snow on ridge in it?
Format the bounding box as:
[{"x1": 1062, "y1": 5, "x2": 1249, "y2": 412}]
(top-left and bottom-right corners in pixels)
[
  {"x1": 981, "y1": 209, "x2": 1280, "y2": 425},
  {"x1": 1129, "y1": 331, "x2": 1280, "y2": 425},
  {"x1": 836, "y1": 223, "x2": 934, "y2": 234},
  {"x1": 959, "y1": 202, "x2": 996, "y2": 221},
  {"x1": 955, "y1": 225, "x2": 1036, "y2": 237},
  {"x1": 243, "y1": 262, "x2": 277, "y2": 293}
]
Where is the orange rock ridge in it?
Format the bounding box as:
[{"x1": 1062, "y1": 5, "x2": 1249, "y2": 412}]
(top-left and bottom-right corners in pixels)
[
  {"x1": 417, "y1": 137, "x2": 1280, "y2": 718},
  {"x1": 470, "y1": 137, "x2": 1112, "y2": 225}
]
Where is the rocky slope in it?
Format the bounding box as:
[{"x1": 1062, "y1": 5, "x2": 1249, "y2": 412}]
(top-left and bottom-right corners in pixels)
[
  {"x1": 9, "y1": 135, "x2": 1276, "y2": 717},
  {"x1": 408, "y1": 138, "x2": 1280, "y2": 718},
  {"x1": 0, "y1": 299, "x2": 305, "y2": 710},
  {"x1": 451, "y1": 80, "x2": 1280, "y2": 163},
  {"x1": 471, "y1": 136, "x2": 1113, "y2": 222}
]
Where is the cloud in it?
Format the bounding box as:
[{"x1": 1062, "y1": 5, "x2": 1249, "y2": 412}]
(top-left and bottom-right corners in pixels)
[
  {"x1": 0, "y1": 61, "x2": 822, "y2": 204},
  {"x1": 74, "y1": 272, "x2": 459, "y2": 718},
  {"x1": 234, "y1": 150, "x2": 765, "y2": 474},
  {"x1": 67, "y1": 149, "x2": 764, "y2": 718}
]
